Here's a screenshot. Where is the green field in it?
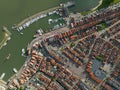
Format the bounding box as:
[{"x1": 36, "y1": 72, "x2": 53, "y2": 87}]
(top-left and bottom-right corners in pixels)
[
  {"x1": 0, "y1": 0, "x2": 100, "y2": 81},
  {"x1": 97, "y1": 55, "x2": 104, "y2": 61},
  {"x1": 97, "y1": 22, "x2": 107, "y2": 32}
]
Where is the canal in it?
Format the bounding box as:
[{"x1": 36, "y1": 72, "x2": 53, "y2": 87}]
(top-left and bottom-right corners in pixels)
[{"x1": 0, "y1": 0, "x2": 99, "y2": 81}]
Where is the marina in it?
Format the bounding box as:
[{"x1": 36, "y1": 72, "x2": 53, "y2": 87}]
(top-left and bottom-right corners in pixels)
[{"x1": 15, "y1": 10, "x2": 59, "y2": 31}]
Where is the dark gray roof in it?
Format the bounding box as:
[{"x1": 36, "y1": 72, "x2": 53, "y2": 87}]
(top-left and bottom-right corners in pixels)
[
  {"x1": 91, "y1": 59, "x2": 106, "y2": 80},
  {"x1": 80, "y1": 82, "x2": 90, "y2": 90}
]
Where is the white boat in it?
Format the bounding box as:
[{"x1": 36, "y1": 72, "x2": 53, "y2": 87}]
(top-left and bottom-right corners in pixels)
[
  {"x1": 13, "y1": 68, "x2": 18, "y2": 73},
  {"x1": 19, "y1": 26, "x2": 23, "y2": 30},
  {"x1": 0, "y1": 73, "x2": 5, "y2": 79},
  {"x1": 20, "y1": 32, "x2": 23, "y2": 35}
]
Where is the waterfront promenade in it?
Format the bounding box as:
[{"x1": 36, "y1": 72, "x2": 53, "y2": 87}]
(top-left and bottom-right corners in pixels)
[{"x1": 91, "y1": 0, "x2": 103, "y2": 11}]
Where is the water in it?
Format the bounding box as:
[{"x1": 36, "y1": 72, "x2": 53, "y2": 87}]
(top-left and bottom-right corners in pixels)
[
  {"x1": 0, "y1": 0, "x2": 99, "y2": 81},
  {"x1": 69, "y1": 0, "x2": 100, "y2": 12}
]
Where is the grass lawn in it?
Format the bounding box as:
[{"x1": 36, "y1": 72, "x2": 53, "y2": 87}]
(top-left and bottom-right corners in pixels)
[
  {"x1": 60, "y1": 47, "x2": 65, "y2": 51},
  {"x1": 101, "y1": 23, "x2": 107, "y2": 29},
  {"x1": 70, "y1": 42, "x2": 75, "y2": 48},
  {"x1": 81, "y1": 11, "x2": 93, "y2": 16},
  {"x1": 98, "y1": 0, "x2": 120, "y2": 9},
  {"x1": 97, "y1": 22, "x2": 107, "y2": 32},
  {"x1": 97, "y1": 55, "x2": 104, "y2": 61},
  {"x1": 98, "y1": 0, "x2": 113, "y2": 9}
]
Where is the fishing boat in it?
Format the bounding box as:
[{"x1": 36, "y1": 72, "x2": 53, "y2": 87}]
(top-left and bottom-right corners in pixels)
[
  {"x1": 13, "y1": 68, "x2": 18, "y2": 73},
  {"x1": 6, "y1": 53, "x2": 11, "y2": 60},
  {"x1": 0, "y1": 73, "x2": 5, "y2": 79},
  {"x1": 21, "y1": 48, "x2": 25, "y2": 56}
]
